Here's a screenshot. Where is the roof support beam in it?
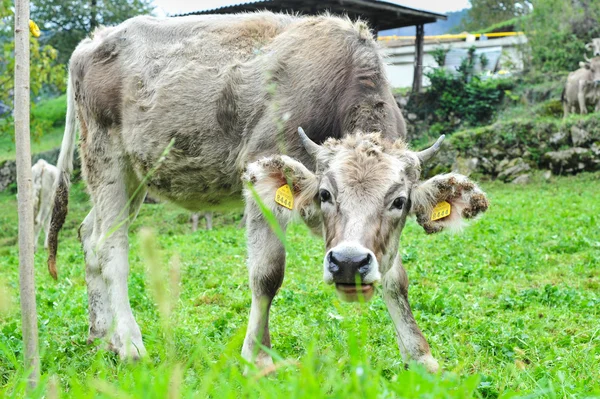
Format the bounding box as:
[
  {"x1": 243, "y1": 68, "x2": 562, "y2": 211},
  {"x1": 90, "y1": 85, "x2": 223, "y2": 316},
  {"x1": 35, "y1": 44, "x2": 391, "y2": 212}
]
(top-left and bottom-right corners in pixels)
[{"x1": 412, "y1": 23, "x2": 424, "y2": 93}]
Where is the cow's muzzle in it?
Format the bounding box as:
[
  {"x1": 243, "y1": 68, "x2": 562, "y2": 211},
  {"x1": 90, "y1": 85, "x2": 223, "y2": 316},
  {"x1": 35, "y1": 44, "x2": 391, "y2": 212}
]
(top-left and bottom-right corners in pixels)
[{"x1": 323, "y1": 242, "x2": 380, "y2": 302}]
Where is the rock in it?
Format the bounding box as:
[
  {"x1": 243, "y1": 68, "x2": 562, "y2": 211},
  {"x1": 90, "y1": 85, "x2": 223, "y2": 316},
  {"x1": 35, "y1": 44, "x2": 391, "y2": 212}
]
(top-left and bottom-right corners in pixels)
[
  {"x1": 407, "y1": 113, "x2": 418, "y2": 121},
  {"x1": 542, "y1": 170, "x2": 552, "y2": 180},
  {"x1": 549, "y1": 131, "x2": 568, "y2": 146},
  {"x1": 495, "y1": 159, "x2": 510, "y2": 174},
  {"x1": 507, "y1": 147, "x2": 523, "y2": 157},
  {"x1": 452, "y1": 157, "x2": 479, "y2": 177},
  {"x1": 497, "y1": 158, "x2": 531, "y2": 182},
  {"x1": 478, "y1": 157, "x2": 495, "y2": 174},
  {"x1": 512, "y1": 174, "x2": 530, "y2": 185},
  {"x1": 570, "y1": 126, "x2": 590, "y2": 146},
  {"x1": 543, "y1": 147, "x2": 593, "y2": 174},
  {"x1": 489, "y1": 147, "x2": 502, "y2": 159}
]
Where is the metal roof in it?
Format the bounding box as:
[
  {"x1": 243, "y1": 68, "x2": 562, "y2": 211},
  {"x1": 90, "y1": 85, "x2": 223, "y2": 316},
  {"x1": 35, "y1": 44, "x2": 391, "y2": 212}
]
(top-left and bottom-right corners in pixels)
[{"x1": 180, "y1": 0, "x2": 447, "y2": 31}]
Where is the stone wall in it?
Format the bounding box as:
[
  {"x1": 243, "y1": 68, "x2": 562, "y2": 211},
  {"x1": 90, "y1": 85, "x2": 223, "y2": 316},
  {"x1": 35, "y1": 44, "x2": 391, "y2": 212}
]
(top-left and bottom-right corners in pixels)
[{"x1": 422, "y1": 114, "x2": 600, "y2": 182}]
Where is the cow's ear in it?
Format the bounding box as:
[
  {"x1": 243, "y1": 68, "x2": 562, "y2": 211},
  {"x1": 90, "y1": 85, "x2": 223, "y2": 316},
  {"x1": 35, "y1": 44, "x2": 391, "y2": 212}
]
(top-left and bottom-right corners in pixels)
[
  {"x1": 242, "y1": 155, "x2": 319, "y2": 221},
  {"x1": 580, "y1": 61, "x2": 591, "y2": 69},
  {"x1": 410, "y1": 173, "x2": 489, "y2": 234}
]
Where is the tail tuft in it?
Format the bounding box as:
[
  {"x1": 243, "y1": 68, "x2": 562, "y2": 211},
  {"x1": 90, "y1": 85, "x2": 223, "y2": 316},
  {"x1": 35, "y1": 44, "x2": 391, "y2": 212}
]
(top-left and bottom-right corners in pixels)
[{"x1": 47, "y1": 71, "x2": 77, "y2": 279}]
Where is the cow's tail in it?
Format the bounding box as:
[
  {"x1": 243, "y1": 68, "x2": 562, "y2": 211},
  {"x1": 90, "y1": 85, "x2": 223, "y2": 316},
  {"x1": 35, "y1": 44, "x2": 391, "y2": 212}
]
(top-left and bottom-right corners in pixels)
[
  {"x1": 47, "y1": 73, "x2": 77, "y2": 280},
  {"x1": 561, "y1": 87, "x2": 566, "y2": 104}
]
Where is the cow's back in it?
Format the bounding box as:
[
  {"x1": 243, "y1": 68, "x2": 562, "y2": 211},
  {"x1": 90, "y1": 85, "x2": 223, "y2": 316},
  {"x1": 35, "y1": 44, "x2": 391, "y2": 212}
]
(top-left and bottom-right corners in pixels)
[
  {"x1": 70, "y1": 13, "x2": 295, "y2": 129},
  {"x1": 69, "y1": 12, "x2": 404, "y2": 210},
  {"x1": 565, "y1": 68, "x2": 593, "y2": 103}
]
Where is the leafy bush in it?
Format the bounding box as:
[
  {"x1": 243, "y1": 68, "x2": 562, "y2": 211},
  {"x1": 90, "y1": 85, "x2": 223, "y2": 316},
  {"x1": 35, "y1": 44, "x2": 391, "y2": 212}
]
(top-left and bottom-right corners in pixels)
[
  {"x1": 31, "y1": 94, "x2": 67, "y2": 128},
  {"x1": 407, "y1": 65, "x2": 513, "y2": 137}
]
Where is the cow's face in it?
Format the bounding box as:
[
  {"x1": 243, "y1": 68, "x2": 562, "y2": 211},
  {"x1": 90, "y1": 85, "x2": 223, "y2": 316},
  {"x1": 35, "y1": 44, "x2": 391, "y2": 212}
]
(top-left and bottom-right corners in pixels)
[
  {"x1": 313, "y1": 133, "x2": 420, "y2": 301},
  {"x1": 582, "y1": 57, "x2": 600, "y2": 84},
  {"x1": 243, "y1": 129, "x2": 488, "y2": 302}
]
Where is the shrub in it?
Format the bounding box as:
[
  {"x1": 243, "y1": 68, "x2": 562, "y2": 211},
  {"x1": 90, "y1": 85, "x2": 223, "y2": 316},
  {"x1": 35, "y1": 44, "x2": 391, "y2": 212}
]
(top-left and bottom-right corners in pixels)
[
  {"x1": 31, "y1": 95, "x2": 67, "y2": 128},
  {"x1": 407, "y1": 66, "x2": 513, "y2": 137}
]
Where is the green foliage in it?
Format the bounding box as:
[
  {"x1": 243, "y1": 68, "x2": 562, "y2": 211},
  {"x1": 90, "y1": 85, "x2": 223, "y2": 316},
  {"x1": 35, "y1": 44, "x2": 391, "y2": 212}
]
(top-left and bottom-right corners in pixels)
[
  {"x1": 1, "y1": 174, "x2": 600, "y2": 396},
  {"x1": 31, "y1": 0, "x2": 154, "y2": 64},
  {"x1": 477, "y1": 15, "x2": 530, "y2": 34},
  {"x1": 0, "y1": 6, "x2": 67, "y2": 139},
  {"x1": 409, "y1": 67, "x2": 513, "y2": 136},
  {"x1": 460, "y1": 0, "x2": 532, "y2": 32},
  {"x1": 524, "y1": 0, "x2": 600, "y2": 73},
  {"x1": 430, "y1": 47, "x2": 449, "y2": 67},
  {"x1": 31, "y1": 94, "x2": 67, "y2": 127}
]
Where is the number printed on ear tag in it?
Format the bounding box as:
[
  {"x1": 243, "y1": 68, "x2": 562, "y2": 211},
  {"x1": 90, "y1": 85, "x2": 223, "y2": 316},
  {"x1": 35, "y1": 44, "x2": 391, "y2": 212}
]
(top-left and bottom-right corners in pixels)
[
  {"x1": 275, "y1": 184, "x2": 294, "y2": 210},
  {"x1": 431, "y1": 201, "x2": 451, "y2": 221}
]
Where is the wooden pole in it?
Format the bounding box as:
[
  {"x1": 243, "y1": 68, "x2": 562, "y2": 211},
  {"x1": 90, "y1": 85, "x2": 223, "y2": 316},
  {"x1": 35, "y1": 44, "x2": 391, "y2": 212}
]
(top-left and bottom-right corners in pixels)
[
  {"x1": 14, "y1": 0, "x2": 40, "y2": 389},
  {"x1": 412, "y1": 24, "x2": 424, "y2": 93}
]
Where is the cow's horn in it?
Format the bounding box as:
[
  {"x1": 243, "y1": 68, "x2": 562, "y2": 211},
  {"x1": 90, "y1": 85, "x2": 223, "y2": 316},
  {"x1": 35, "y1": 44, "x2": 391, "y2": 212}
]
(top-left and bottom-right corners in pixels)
[
  {"x1": 297, "y1": 127, "x2": 323, "y2": 159},
  {"x1": 585, "y1": 43, "x2": 593, "y2": 61},
  {"x1": 416, "y1": 135, "x2": 445, "y2": 164}
]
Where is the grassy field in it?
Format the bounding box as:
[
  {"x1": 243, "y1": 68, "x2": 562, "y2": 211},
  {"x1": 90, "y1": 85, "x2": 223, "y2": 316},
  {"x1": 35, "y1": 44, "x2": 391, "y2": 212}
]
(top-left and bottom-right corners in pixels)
[{"x1": 0, "y1": 173, "x2": 599, "y2": 398}]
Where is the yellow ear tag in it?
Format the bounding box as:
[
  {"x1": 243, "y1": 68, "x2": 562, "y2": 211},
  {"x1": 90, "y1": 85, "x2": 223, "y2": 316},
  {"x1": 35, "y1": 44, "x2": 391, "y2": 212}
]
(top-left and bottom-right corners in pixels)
[
  {"x1": 29, "y1": 20, "x2": 41, "y2": 38},
  {"x1": 431, "y1": 201, "x2": 451, "y2": 221},
  {"x1": 275, "y1": 184, "x2": 294, "y2": 210}
]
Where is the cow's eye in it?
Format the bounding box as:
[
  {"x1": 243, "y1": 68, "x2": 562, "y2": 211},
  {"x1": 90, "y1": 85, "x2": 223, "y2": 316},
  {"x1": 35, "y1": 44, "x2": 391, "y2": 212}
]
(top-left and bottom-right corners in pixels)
[
  {"x1": 391, "y1": 197, "x2": 406, "y2": 210},
  {"x1": 319, "y1": 189, "x2": 332, "y2": 203}
]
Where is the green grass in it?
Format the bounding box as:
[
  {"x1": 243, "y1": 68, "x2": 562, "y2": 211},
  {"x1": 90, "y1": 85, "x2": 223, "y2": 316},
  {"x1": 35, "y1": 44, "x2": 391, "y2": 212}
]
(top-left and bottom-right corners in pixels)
[{"x1": 1, "y1": 173, "x2": 599, "y2": 398}]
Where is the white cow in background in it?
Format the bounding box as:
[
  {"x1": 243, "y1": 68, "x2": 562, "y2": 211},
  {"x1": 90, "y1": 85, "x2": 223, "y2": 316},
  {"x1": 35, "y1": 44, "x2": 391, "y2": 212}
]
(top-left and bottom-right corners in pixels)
[{"x1": 32, "y1": 159, "x2": 59, "y2": 251}]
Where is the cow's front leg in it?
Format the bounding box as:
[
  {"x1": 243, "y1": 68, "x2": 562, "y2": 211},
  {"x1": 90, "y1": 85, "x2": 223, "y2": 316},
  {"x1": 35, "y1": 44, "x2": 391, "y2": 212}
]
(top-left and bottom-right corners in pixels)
[
  {"x1": 382, "y1": 256, "x2": 439, "y2": 373},
  {"x1": 578, "y1": 82, "x2": 588, "y2": 114},
  {"x1": 241, "y1": 208, "x2": 286, "y2": 370}
]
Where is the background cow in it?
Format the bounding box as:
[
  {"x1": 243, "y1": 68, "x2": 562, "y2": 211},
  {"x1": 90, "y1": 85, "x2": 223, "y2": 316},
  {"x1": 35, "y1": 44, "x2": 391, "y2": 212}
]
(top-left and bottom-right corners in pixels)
[
  {"x1": 47, "y1": 13, "x2": 487, "y2": 372},
  {"x1": 31, "y1": 159, "x2": 59, "y2": 252},
  {"x1": 585, "y1": 38, "x2": 600, "y2": 58},
  {"x1": 562, "y1": 57, "x2": 600, "y2": 117}
]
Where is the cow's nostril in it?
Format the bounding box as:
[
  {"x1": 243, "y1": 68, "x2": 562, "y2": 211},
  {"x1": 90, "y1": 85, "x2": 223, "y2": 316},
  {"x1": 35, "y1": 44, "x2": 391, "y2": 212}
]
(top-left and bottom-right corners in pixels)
[
  {"x1": 328, "y1": 252, "x2": 340, "y2": 273},
  {"x1": 358, "y1": 253, "x2": 371, "y2": 275},
  {"x1": 359, "y1": 253, "x2": 371, "y2": 267}
]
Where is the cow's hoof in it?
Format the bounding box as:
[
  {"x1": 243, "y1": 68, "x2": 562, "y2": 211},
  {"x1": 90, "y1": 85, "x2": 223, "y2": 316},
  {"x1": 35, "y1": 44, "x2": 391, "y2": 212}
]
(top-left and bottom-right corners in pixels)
[
  {"x1": 109, "y1": 323, "x2": 146, "y2": 361},
  {"x1": 243, "y1": 353, "x2": 274, "y2": 376},
  {"x1": 416, "y1": 354, "x2": 440, "y2": 373}
]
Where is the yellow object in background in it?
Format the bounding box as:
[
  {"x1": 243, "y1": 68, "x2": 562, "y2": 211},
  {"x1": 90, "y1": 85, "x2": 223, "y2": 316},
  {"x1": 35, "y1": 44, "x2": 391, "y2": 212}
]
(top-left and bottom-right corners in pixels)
[{"x1": 29, "y1": 20, "x2": 41, "y2": 38}]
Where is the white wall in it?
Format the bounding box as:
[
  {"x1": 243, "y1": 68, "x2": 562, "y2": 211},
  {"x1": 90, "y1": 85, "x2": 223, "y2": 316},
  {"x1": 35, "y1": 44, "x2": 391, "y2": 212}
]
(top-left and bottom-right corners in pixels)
[{"x1": 380, "y1": 35, "x2": 529, "y2": 89}]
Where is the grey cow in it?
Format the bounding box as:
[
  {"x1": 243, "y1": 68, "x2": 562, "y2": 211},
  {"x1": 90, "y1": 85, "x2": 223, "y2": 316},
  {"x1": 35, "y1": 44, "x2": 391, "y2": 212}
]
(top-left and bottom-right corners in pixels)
[
  {"x1": 562, "y1": 57, "x2": 600, "y2": 118},
  {"x1": 47, "y1": 13, "x2": 488, "y2": 372}
]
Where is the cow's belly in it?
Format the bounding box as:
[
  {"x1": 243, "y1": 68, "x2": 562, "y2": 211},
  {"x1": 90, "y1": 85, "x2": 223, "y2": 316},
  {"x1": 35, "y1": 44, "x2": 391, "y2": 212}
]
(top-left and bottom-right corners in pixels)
[{"x1": 124, "y1": 134, "x2": 246, "y2": 211}]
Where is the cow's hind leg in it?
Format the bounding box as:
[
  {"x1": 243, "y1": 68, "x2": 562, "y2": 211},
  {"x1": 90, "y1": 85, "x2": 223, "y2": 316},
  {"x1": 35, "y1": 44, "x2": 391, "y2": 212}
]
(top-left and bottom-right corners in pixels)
[
  {"x1": 82, "y1": 127, "x2": 147, "y2": 359},
  {"x1": 241, "y1": 204, "x2": 286, "y2": 370},
  {"x1": 79, "y1": 208, "x2": 113, "y2": 343},
  {"x1": 382, "y1": 257, "x2": 439, "y2": 373},
  {"x1": 98, "y1": 180, "x2": 147, "y2": 360}
]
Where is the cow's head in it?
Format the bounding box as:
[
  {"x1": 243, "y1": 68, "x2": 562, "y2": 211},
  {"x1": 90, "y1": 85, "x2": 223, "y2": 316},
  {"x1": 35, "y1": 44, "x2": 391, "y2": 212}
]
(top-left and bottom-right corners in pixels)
[
  {"x1": 581, "y1": 57, "x2": 600, "y2": 85},
  {"x1": 243, "y1": 128, "x2": 488, "y2": 302},
  {"x1": 585, "y1": 38, "x2": 600, "y2": 59}
]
